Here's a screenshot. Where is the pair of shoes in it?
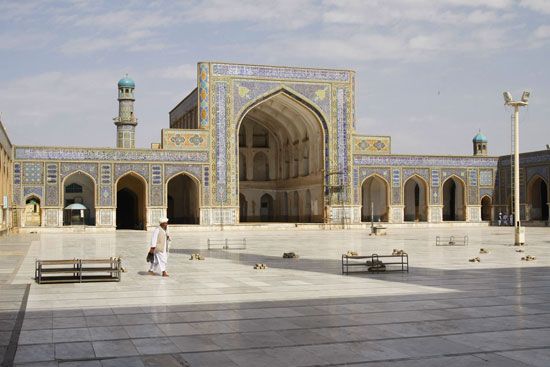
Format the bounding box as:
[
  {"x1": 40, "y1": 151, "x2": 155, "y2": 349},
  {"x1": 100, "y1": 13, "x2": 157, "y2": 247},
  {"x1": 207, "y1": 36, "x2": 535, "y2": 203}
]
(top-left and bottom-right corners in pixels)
[
  {"x1": 148, "y1": 270, "x2": 155, "y2": 275},
  {"x1": 469, "y1": 257, "x2": 481, "y2": 263},
  {"x1": 479, "y1": 248, "x2": 489, "y2": 254}
]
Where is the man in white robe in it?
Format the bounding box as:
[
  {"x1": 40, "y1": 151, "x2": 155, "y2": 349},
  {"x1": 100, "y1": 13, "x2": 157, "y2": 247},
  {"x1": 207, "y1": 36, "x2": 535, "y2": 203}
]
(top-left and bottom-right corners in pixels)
[{"x1": 148, "y1": 217, "x2": 171, "y2": 277}]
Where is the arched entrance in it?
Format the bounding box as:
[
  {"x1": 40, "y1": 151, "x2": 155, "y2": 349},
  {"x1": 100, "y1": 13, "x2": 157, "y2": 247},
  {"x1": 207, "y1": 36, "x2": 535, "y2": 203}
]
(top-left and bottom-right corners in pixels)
[
  {"x1": 24, "y1": 196, "x2": 41, "y2": 226},
  {"x1": 260, "y1": 193, "x2": 274, "y2": 221},
  {"x1": 63, "y1": 172, "x2": 96, "y2": 226},
  {"x1": 167, "y1": 174, "x2": 199, "y2": 224},
  {"x1": 528, "y1": 176, "x2": 549, "y2": 221},
  {"x1": 403, "y1": 176, "x2": 428, "y2": 222},
  {"x1": 481, "y1": 196, "x2": 492, "y2": 221},
  {"x1": 237, "y1": 90, "x2": 325, "y2": 223},
  {"x1": 443, "y1": 176, "x2": 465, "y2": 221},
  {"x1": 116, "y1": 173, "x2": 146, "y2": 229},
  {"x1": 239, "y1": 194, "x2": 248, "y2": 222},
  {"x1": 361, "y1": 175, "x2": 389, "y2": 222}
]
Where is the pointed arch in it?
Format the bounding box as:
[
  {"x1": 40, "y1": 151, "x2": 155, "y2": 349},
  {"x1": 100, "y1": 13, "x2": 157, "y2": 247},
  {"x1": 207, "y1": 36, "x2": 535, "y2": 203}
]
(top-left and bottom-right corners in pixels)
[
  {"x1": 237, "y1": 88, "x2": 326, "y2": 223},
  {"x1": 62, "y1": 170, "x2": 96, "y2": 226},
  {"x1": 527, "y1": 175, "x2": 549, "y2": 221},
  {"x1": 166, "y1": 172, "x2": 200, "y2": 224},
  {"x1": 403, "y1": 174, "x2": 428, "y2": 222},
  {"x1": 116, "y1": 172, "x2": 147, "y2": 229},
  {"x1": 481, "y1": 195, "x2": 492, "y2": 221},
  {"x1": 361, "y1": 174, "x2": 390, "y2": 222},
  {"x1": 24, "y1": 195, "x2": 42, "y2": 227},
  {"x1": 442, "y1": 175, "x2": 465, "y2": 221}
]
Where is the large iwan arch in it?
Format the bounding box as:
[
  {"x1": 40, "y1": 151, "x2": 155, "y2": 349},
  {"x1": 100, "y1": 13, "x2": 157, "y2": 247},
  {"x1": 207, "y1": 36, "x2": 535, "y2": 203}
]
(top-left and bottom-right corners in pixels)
[{"x1": 237, "y1": 90, "x2": 327, "y2": 223}]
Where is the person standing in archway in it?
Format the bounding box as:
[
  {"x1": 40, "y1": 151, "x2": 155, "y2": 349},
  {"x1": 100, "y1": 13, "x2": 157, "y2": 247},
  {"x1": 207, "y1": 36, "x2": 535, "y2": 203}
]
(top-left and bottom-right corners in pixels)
[{"x1": 148, "y1": 217, "x2": 171, "y2": 277}]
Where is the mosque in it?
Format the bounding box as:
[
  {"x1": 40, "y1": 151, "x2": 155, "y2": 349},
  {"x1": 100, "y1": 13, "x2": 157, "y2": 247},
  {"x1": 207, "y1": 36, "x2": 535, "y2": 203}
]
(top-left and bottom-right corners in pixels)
[{"x1": 7, "y1": 62, "x2": 550, "y2": 230}]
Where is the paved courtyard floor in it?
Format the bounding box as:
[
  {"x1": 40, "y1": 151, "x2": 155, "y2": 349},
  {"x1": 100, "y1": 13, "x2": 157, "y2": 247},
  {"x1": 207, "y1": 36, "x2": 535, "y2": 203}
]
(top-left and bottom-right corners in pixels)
[{"x1": 1, "y1": 226, "x2": 550, "y2": 366}]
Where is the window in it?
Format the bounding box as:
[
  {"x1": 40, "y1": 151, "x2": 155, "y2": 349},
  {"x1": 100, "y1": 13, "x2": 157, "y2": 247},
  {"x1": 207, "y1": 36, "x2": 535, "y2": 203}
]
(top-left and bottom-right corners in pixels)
[{"x1": 65, "y1": 183, "x2": 83, "y2": 193}]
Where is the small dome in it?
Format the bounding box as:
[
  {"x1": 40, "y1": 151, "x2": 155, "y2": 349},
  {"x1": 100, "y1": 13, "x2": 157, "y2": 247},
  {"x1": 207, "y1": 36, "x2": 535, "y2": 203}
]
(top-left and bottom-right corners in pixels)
[
  {"x1": 473, "y1": 132, "x2": 487, "y2": 143},
  {"x1": 118, "y1": 75, "x2": 135, "y2": 88}
]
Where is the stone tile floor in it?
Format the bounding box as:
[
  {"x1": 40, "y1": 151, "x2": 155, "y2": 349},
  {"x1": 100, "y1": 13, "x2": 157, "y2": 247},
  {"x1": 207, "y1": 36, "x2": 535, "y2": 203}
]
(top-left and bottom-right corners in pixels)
[{"x1": 1, "y1": 226, "x2": 550, "y2": 366}]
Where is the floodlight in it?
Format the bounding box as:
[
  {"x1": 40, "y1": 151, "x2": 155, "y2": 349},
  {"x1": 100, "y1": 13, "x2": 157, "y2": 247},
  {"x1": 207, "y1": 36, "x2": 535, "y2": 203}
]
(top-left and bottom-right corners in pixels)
[
  {"x1": 503, "y1": 92, "x2": 513, "y2": 104},
  {"x1": 521, "y1": 91, "x2": 530, "y2": 103}
]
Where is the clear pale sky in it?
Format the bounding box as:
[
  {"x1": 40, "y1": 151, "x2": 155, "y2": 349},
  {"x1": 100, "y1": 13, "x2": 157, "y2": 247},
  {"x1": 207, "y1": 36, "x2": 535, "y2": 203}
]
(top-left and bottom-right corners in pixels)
[{"x1": 1, "y1": 0, "x2": 549, "y2": 156}]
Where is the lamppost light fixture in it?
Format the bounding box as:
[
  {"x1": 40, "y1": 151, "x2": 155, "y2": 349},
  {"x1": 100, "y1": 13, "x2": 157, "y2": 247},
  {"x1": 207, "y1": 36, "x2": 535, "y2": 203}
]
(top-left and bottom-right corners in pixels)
[
  {"x1": 503, "y1": 92, "x2": 513, "y2": 104},
  {"x1": 521, "y1": 91, "x2": 530, "y2": 103}
]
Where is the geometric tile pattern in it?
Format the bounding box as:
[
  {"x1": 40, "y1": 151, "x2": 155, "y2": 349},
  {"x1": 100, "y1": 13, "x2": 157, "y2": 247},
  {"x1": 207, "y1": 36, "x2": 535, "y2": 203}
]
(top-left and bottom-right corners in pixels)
[
  {"x1": 162, "y1": 130, "x2": 208, "y2": 150},
  {"x1": 468, "y1": 169, "x2": 478, "y2": 186},
  {"x1": 199, "y1": 62, "x2": 209, "y2": 127},
  {"x1": 353, "y1": 135, "x2": 391, "y2": 155},
  {"x1": 22, "y1": 162, "x2": 43, "y2": 184},
  {"x1": 479, "y1": 169, "x2": 494, "y2": 187}
]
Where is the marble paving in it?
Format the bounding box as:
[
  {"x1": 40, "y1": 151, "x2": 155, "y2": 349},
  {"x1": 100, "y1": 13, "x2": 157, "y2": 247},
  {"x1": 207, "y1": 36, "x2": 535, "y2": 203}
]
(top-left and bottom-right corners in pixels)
[{"x1": 1, "y1": 226, "x2": 550, "y2": 366}]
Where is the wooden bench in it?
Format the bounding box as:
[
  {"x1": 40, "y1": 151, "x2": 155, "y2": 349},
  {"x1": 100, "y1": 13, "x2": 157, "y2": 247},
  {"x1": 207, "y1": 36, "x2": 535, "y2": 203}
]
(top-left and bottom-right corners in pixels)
[
  {"x1": 35, "y1": 258, "x2": 122, "y2": 284},
  {"x1": 341, "y1": 253, "x2": 409, "y2": 274},
  {"x1": 435, "y1": 235, "x2": 468, "y2": 246},
  {"x1": 207, "y1": 238, "x2": 247, "y2": 250}
]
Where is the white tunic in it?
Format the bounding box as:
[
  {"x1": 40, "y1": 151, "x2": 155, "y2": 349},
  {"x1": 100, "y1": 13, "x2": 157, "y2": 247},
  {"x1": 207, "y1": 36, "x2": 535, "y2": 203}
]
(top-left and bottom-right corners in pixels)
[{"x1": 150, "y1": 226, "x2": 169, "y2": 273}]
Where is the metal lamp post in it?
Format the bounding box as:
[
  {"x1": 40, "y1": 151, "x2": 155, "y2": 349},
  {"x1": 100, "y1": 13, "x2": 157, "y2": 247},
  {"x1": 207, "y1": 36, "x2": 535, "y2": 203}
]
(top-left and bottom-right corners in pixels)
[{"x1": 503, "y1": 91, "x2": 530, "y2": 245}]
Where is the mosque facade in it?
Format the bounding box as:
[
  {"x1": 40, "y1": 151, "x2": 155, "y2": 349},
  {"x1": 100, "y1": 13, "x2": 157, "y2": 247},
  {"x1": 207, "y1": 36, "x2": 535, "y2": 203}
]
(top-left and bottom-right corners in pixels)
[{"x1": 8, "y1": 62, "x2": 550, "y2": 230}]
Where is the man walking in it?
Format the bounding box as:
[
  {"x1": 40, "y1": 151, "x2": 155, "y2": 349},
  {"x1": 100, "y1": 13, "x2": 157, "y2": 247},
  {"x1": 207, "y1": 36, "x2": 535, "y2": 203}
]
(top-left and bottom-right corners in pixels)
[{"x1": 148, "y1": 217, "x2": 171, "y2": 277}]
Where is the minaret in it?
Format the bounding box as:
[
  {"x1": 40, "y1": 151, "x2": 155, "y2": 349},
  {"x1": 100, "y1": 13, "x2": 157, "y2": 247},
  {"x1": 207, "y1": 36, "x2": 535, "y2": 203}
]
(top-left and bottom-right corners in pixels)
[
  {"x1": 472, "y1": 130, "x2": 488, "y2": 156},
  {"x1": 114, "y1": 75, "x2": 137, "y2": 149}
]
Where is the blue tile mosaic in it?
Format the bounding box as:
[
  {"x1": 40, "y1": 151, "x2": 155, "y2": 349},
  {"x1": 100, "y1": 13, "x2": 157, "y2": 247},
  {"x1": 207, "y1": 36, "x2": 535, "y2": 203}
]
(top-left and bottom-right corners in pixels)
[
  {"x1": 354, "y1": 155, "x2": 499, "y2": 168},
  {"x1": 212, "y1": 63, "x2": 350, "y2": 82}
]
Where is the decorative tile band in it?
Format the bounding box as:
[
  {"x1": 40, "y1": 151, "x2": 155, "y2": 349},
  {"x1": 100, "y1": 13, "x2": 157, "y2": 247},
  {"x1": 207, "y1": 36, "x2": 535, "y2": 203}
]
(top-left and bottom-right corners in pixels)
[
  {"x1": 212, "y1": 63, "x2": 350, "y2": 82},
  {"x1": 199, "y1": 63, "x2": 209, "y2": 127},
  {"x1": 14, "y1": 163, "x2": 21, "y2": 184},
  {"x1": 15, "y1": 147, "x2": 208, "y2": 163},
  {"x1": 336, "y1": 88, "x2": 348, "y2": 199},
  {"x1": 468, "y1": 169, "x2": 478, "y2": 186},
  {"x1": 431, "y1": 169, "x2": 440, "y2": 187},
  {"x1": 215, "y1": 82, "x2": 228, "y2": 202},
  {"x1": 392, "y1": 169, "x2": 401, "y2": 187},
  {"x1": 354, "y1": 155, "x2": 499, "y2": 168}
]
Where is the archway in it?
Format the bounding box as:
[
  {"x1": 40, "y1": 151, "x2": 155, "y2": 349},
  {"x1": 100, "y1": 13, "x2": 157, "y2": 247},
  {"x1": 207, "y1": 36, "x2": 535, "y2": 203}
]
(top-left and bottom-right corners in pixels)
[
  {"x1": 361, "y1": 175, "x2": 389, "y2": 222},
  {"x1": 167, "y1": 173, "x2": 200, "y2": 224},
  {"x1": 63, "y1": 172, "x2": 95, "y2": 225},
  {"x1": 239, "y1": 194, "x2": 248, "y2": 222},
  {"x1": 528, "y1": 177, "x2": 549, "y2": 221},
  {"x1": 260, "y1": 193, "x2": 274, "y2": 222},
  {"x1": 481, "y1": 196, "x2": 492, "y2": 221},
  {"x1": 403, "y1": 176, "x2": 428, "y2": 222},
  {"x1": 237, "y1": 90, "x2": 325, "y2": 223},
  {"x1": 116, "y1": 173, "x2": 146, "y2": 229},
  {"x1": 24, "y1": 196, "x2": 41, "y2": 226},
  {"x1": 443, "y1": 176, "x2": 465, "y2": 221},
  {"x1": 305, "y1": 189, "x2": 312, "y2": 222}
]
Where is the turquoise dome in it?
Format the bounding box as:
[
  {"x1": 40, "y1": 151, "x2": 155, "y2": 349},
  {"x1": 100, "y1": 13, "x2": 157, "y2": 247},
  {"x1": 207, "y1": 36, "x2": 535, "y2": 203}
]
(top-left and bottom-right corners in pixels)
[
  {"x1": 118, "y1": 76, "x2": 135, "y2": 88},
  {"x1": 473, "y1": 132, "x2": 487, "y2": 143}
]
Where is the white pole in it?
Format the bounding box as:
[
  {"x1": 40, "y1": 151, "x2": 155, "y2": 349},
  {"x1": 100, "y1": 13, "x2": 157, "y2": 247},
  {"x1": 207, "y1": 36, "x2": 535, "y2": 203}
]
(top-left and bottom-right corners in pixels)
[{"x1": 513, "y1": 105, "x2": 523, "y2": 245}]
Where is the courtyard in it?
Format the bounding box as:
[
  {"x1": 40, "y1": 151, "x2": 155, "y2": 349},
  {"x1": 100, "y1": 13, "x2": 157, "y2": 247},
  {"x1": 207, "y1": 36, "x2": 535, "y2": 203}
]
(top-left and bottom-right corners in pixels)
[{"x1": 1, "y1": 226, "x2": 550, "y2": 366}]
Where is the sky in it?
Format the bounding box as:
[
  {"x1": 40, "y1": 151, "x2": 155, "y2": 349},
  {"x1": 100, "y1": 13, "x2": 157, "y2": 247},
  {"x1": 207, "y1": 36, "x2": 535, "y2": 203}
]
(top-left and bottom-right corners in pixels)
[{"x1": 0, "y1": 0, "x2": 549, "y2": 156}]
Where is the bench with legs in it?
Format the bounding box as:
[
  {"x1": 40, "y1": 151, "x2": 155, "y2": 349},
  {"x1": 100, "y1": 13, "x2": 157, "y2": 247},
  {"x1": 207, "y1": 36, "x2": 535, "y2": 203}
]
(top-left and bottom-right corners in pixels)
[
  {"x1": 35, "y1": 258, "x2": 122, "y2": 284},
  {"x1": 341, "y1": 253, "x2": 409, "y2": 274},
  {"x1": 207, "y1": 238, "x2": 247, "y2": 250},
  {"x1": 435, "y1": 235, "x2": 468, "y2": 246}
]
